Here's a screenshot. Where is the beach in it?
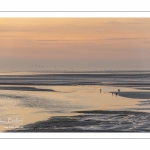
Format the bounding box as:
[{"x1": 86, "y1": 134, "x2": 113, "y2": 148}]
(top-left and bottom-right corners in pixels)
[{"x1": 0, "y1": 71, "x2": 150, "y2": 132}]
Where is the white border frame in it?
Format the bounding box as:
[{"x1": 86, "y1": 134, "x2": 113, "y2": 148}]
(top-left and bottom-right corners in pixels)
[
  {"x1": 0, "y1": 0, "x2": 150, "y2": 139},
  {"x1": 0, "y1": 12, "x2": 150, "y2": 18}
]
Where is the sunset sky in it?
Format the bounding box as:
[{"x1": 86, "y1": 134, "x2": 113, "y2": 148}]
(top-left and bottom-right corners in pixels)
[{"x1": 0, "y1": 18, "x2": 150, "y2": 71}]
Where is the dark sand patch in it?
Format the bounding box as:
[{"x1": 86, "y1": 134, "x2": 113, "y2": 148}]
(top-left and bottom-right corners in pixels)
[
  {"x1": 6, "y1": 110, "x2": 150, "y2": 132},
  {"x1": 74, "y1": 110, "x2": 148, "y2": 115},
  {"x1": 0, "y1": 86, "x2": 55, "y2": 92},
  {"x1": 118, "y1": 92, "x2": 150, "y2": 99},
  {"x1": 137, "y1": 100, "x2": 150, "y2": 106},
  {"x1": 129, "y1": 108, "x2": 150, "y2": 110},
  {"x1": 136, "y1": 87, "x2": 150, "y2": 90}
]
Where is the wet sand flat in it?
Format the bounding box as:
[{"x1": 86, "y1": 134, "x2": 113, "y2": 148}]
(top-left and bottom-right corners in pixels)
[
  {"x1": 0, "y1": 85, "x2": 139, "y2": 132},
  {"x1": 1, "y1": 71, "x2": 150, "y2": 132}
]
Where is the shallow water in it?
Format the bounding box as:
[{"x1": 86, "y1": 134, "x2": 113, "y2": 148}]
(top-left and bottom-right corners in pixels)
[{"x1": 1, "y1": 71, "x2": 150, "y2": 132}]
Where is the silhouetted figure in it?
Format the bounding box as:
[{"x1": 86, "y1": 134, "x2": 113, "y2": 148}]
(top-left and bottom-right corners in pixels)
[
  {"x1": 100, "y1": 89, "x2": 102, "y2": 93},
  {"x1": 116, "y1": 93, "x2": 118, "y2": 96},
  {"x1": 118, "y1": 89, "x2": 120, "y2": 92}
]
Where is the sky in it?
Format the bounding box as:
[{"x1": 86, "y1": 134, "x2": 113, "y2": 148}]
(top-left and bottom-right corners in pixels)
[{"x1": 0, "y1": 18, "x2": 150, "y2": 72}]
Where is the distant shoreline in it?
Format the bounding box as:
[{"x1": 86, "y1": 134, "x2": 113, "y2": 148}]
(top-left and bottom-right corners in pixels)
[{"x1": 0, "y1": 72, "x2": 150, "y2": 87}]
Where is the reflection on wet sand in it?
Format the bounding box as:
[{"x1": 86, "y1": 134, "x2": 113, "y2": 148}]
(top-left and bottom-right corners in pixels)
[
  {"x1": 0, "y1": 84, "x2": 147, "y2": 132},
  {"x1": 1, "y1": 71, "x2": 150, "y2": 132}
]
